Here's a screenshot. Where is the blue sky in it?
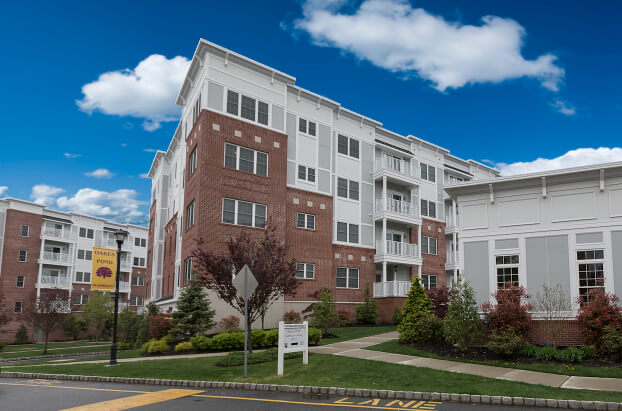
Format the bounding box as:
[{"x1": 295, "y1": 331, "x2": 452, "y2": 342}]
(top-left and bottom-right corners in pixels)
[{"x1": 1, "y1": 0, "x2": 621, "y2": 224}]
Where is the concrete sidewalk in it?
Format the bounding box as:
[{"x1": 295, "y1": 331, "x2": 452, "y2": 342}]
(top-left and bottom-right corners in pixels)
[{"x1": 310, "y1": 332, "x2": 622, "y2": 393}]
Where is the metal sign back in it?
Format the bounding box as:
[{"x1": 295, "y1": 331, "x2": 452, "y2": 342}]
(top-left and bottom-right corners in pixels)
[{"x1": 232, "y1": 264, "x2": 258, "y2": 297}]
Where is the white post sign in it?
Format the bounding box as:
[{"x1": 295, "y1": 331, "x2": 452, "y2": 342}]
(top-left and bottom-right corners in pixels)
[
  {"x1": 231, "y1": 265, "x2": 258, "y2": 378},
  {"x1": 277, "y1": 320, "x2": 308, "y2": 376}
]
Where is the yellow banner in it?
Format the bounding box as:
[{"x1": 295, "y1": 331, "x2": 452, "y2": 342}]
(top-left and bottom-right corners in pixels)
[{"x1": 91, "y1": 247, "x2": 117, "y2": 291}]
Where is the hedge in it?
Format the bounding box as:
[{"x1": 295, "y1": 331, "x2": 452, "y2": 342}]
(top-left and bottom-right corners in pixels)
[{"x1": 190, "y1": 327, "x2": 321, "y2": 352}]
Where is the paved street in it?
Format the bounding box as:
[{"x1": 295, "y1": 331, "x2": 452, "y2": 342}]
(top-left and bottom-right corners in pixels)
[{"x1": 0, "y1": 378, "x2": 545, "y2": 410}]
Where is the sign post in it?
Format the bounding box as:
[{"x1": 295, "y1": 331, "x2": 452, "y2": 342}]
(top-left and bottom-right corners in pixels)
[
  {"x1": 231, "y1": 264, "x2": 258, "y2": 378},
  {"x1": 277, "y1": 320, "x2": 309, "y2": 376}
]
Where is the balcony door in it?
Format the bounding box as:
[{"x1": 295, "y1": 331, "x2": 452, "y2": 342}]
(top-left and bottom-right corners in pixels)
[{"x1": 387, "y1": 193, "x2": 402, "y2": 213}]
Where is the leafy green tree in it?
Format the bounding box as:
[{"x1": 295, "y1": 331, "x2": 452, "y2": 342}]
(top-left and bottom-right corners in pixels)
[
  {"x1": 443, "y1": 281, "x2": 481, "y2": 351},
  {"x1": 397, "y1": 277, "x2": 433, "y2": 344},
  {"x1": 356, "y1": 284, "x2": 379, "y2": 324},
  {"x1": 83, "y1": 292, "x2": 113, "y2": 343},
  {"x1": 310, "y1": 287, "x2": 340, "y2": 335},
  {"x1": 22, "y1": 291, "x2": 70, "y2": 354},
  {"x1": 145, "y1": 301, "x2": 159, "y2": 317},
  {"x1": 63, "y1": 315, "x2": 88, "y2": 340},
  {"x1": 118, "y1": 307, "x2": 142, "y2": 344},
  {"x1": 14, "y1": 324, "x2": 30, "y2": 344},
  {"x1": 171, "y1": 282, "x2": 216, "y2": 338}
]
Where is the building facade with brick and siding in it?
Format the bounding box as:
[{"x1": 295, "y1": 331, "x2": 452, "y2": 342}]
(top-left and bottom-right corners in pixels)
[
  {"x1": 146, "y1": 39, "x2": 499, "y2": 325},
  {"x1": 0, "y1": 198, "x2": 149, "y2": 343}
]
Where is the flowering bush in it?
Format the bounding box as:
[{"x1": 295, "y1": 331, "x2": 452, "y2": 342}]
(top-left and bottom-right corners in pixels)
[
  {"x1": 426, "y1": 287, "x2": 450, "y2": 319},
  {"x1": 576, "y1": 289, "x2": 622, "y2": 350},
  {"x1": 148, "y1": 314, "x2": 174, "y2": 340},
  {"x1": 218, "y1": 315, "x2": 241, "y2": 333},
  {"x1": 283, "y1": 310, "x2": 302, "y2": 323},
  {"x1": 482, "y1": 284, "x2": 532, "y2": 338}
]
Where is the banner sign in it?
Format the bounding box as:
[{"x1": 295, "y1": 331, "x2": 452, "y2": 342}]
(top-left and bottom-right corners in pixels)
[{"x1": 91, "y1": 247, "x2": 117, "y2": 291}]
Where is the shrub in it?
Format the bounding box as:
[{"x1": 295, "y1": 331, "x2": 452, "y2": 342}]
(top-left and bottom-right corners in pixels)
[
  {"x1": 211, "y1": 331, "x2": 245, "y2": 350},
  {"x1": 520, "y1": 343, "x2": 538, "y2": 357},
  {"x1": 337, "y1": 310, "x2": 351, "y2": 327},
  {"x1": 162, "y1": 332, "x2": 177, "y2": 345},
  {"x1": 218, "y1": 315, "x2": 241, "y2": 333},
  {"x1": 283, "y1": 310, "x2": 302, "y2": 324},
  {"x1": 426, "y1": 287, "x2": 450, "y2": 319},
  {"x1": 190, "y1": 335, "x2": 213, "y2": 351},
  {"x1": 559, "y1": 347, "x2": 584, "y2": 363},
  {"x1": 601, "y1": 326, "x2": 622, "y2": 357},
  {"x1": 398, "y1": 277, "x2": 434, "y2": 344},
  {"x1": 265, "y1": 329, "x2": 279, "y2": 346},
  {"x1": 482, "y1": 284, "x2": 532, "y2": 338},
  {"x1": 310, "y1": 288, "x2": 340, "y2": 334},
  {"x1": 356, "y1": 284, "x2": 379, "y2": 324},
  {"x1": 214, "y1": 348, "x2": 302, "y2": 367},
  {"x1": 147, "y1": 339, "x2": 169, "y2": 354},
  {"x1": 14, "y1": 324, "x2": 29, "y2": 344},
  {"x1": 392, "y1": 307, "x2": 403, "y2": 325},
  {"x1": 417, "y1": 313, "x2": 443, "y2": 344},
  {"x1": 308, "y1": 327, "x2": 321, "y2": 345},
  {"x1": 0, "y1": 341, "x2": 6, "y2": 351},
  {"x1": 443, "y1": 281, "x2": 481, "y2": 351},
  {"x1": 175, "y1": 341, "x2": 194, "y2": 352},
  {"x1": 63, "y1": 316, "x2": 88, "y2": 340},
  {"x1": 251, "y1": 329, "x2": 267, "y2": 347},
  {"x1": 117, "y1": 342, "x2": 132, "y2": 350},
  {"x1": 118, "y1": 308, "x2": 143, "y2": 344},
  {"x1": 148, "y1": 314, "x2": 174, "y2": 340},
  {"x1": 536, "y1": 346, "x2": 559, "y2": 362},
  {"x1": 171, "y1": 282, "x2": 216, "y2": 338},
  {"x1": 576, "y1": 289, "x2": 622, "y2": 350},
  {"x1": 487, "y1": 328, "x2": 524, "y2": 356},
  {"x1": 579, "y1": 345, "x2": 596, "y2": 360}
]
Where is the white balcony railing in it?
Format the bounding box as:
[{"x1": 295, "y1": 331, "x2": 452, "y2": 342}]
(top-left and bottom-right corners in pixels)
[
  {"x1": 447, "y1": 251, "x2": 460, "y2": 266},
  {"x1": 120, "y1": 259, "x2": 132, "y2": 271},
  {"x1": 373, "y1": 281, "x2": 411, "y2": 298},
  {"x1": 375, "y1": 198, "x2": 419, "y2": 218},
  {"x1": 95, "y1": 237, "x2": 133, "y2": 251},
  {"x1": 375, "y1": 155, "x2": 417, "y2": 178},
  {"x1": 376, "y1": 240, "x2": 420, "y2": 258},
  {"x1": 39, "y1": 276, "x2": 71, "y2": 288},
  {"x1": 41, "y1": 227, "x2": 76, "y2": 241},
  {"x1": 446, "y1": 215, "x2": 460, "y2": 229},
  {"x1": 119, "y1": 281, "x2": 131, "y2": 293},
  {"x1": 41, "y1": 251, "x2": 72, "y2": 264}
]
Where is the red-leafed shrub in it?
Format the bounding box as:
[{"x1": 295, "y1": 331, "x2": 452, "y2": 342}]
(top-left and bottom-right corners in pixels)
[
  {"x1": 337, "y1": 310, "x2": 352, "y2": 326},
  {"x1": 482, "y1": 284, "x2": 532, "y2": 338},
  {"x1": 426, "y1": 287, "x2": 450, "y2": 319},
  {"x1": 576, "y1": 289, "x2": 622, "y2": 350},
  {"x1": 283, "y1": 310, "x2": 302, "y2": 324},
  {"x1": 148, "y1": 314, "x2": 174, "y2": 339},
  {"x1": 218, "y1": 315, "x2": 241, "y2": 333}
]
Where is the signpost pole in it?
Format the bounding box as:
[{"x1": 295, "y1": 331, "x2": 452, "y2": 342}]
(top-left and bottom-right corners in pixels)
[
  {"x1": 277, "y1": 321, "x2": 284, "y2": 376},
  {"x1": 303, "y1": 321, "x2": 308, "y2": 365},
  {"x1": 243, "y1": 268, "x2": 248, "y2": 379}
]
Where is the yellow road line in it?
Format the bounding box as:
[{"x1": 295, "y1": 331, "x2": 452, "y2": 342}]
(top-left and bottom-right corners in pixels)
[
  {"x1": 0, "y1": 381, "x2": 147, "y2": 394},
  {"x1": 59, "y1": 389, "x2": 203, "y2": 411}
]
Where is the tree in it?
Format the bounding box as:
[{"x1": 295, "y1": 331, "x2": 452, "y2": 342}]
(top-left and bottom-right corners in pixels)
[
  {"x1": 533, "y1": 284, "x2": 573, "y2": 347},
  {"x1": 310, "y1": 287, "x2": 340, "y2": 335},
  {"x1": 83, "y1": 292, "x2": 113, "y2": 343},
  {"x1": 356, "y1": 283, "x2": 379, "y2": 324},
  {"x1": 14, "y1": 324, "x2": 30, "y2": 344},
  {"x1": 63, "y1": 315, "x2": 88, "y2": 340},
  {"x1": 171, "y1": 282, "x2": 216, "y2": 338},
  {"x1": 118, "y1": 307, "x2": 142, "y2": 344},
  {"x1": 192, "y1": 224, "x2": 298, "y2": 351},
  {"x1": 21, "y1": 291, "x2": 70, "y2": 354},
  {"x1": 482, "y1": 284, "x2": 532, "y2": 338},
  {"x1": 145, "y1": 301, "x2": 159, "y2": 317},
  {"x1": 0, "y1": 295, "x2": 12, "y2": 328},
  {"x1": 443, "y1": 281, "x2": 481, "y2": 351},
  {"x1": 398, "y1": 277, "x2": 434, "y2": 344},
  {"x1": 426, "y1": 287, "x2": 450, "y2": 319}
]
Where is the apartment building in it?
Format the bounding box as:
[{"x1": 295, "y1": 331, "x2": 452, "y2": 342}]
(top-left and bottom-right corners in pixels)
[
  {"x1": 146, "y1": 39, "x2": 499, "y2": 324},
  {"x1": 0, "y1": 198, "x2": 149, "y2": 342}
]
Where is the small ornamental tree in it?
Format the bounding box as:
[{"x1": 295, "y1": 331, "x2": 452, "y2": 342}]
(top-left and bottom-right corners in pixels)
[
  {"x1": 21, "y1": 291, "x2": 70, "y2": 354},
  {"x1": 83, "y1": 292, "x2": 113, "y2": 343},
  {"x1": 356, "y1": 283, "x2": 379, "y2": 324},
  {"x1": 219, "y1": 315, "x2": 241, "y2": 332},
  {"x1": 426, "y1": 287, "x2": 450, "y2": 319},
  {"x1": 14, "y1": 324, "x2": 30, "y2": 344},
  {"x1": 482, "y1": 284, "x2": 532, "y2": 338},
  {"x1": 171, "y1": 282, "x2": 216, "y2": 338},
  {"x1": 118, "y1": 307, "x2": 142, "y2": 344},
  {"x1": 576, "y1": 289, "x2": 622, "y2": 350},
  {"x1": 310, "y1": 287, "x2": 340, "y2": 335},
  {"x1": 443, "y1": 281, "x2": 481, "y2": 351},
  {"x1": 192, "y1": 224, "x2": 298, "y2": 351},
  {"x1": 533, "y1": 284, "x2": 573, "y2": 346},
  {"x1": 398, "y1": 277, "x2": 434, "y2": 344},
  {"x1": 148, "y1": 314, "x2": 174, "y2": 339}
]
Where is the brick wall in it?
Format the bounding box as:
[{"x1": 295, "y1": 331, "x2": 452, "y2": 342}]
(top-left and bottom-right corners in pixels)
[
  {"x1": 420, "y1": 218, "x2": 447, "y2": 287},
  {"x1": 145, "y1": 200, "x2": 156, "y2": 301},
  {"x1": 161, "y1": 213, "x2": 178, "y2": 298}
]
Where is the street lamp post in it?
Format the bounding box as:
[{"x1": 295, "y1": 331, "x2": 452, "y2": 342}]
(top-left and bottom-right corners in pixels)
[{"x1": 109, "y1": 229, "x2": 128, "y2": 366}]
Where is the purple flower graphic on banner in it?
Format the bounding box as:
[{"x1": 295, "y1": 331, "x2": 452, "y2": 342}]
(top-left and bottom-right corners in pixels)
[{"x1": 96, "y1": 266, "x2": 113, "y2": 279}]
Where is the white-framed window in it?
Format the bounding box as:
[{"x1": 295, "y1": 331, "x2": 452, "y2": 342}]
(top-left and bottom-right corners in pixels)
[
  {"x1": 75, "y1": 271, "x2": 91, "y2": 283},
  {"x1": 133, "y1": 257, "x2": 146, "y2": 267},
  {"x1": 131, "y1": 276, "x2": 145, "y2": 286},
  {"x1": 21, "y1": 225, "x2": 29, "y2": 237},
  {"x1": 336, "y1": 267, "x2": 359, "y2": 289},
  {"x1": 186, "y1": 200, "x2": 195, "y2": 229},
  {"x1": 421, "y1": 199, "x2": 437, "y2": 219},
  {"x1": 421, "y1": 236, "x2": 437, "y2": 255},
  {"x1": 16, "y1": 275, "x2": 24, "y2": 288},
  {"x1": 192, "y1": 94, "x2": 201, "y2": 125},
  {"x1": 577, "y1": 249, "x2": 605, "y2": 303},
  {"x1": 420, "y1": 163, "x2": 436, "y2": 182},
  {"x1": 18, "y1": 249, "x2": 27, "y2": 262},
  {"x1": 14, "y1": 301, "x2": 22, "y2": 313},
  {"x1": 188, "y1": 146, "x2": 198, "y2": 176},
  {"x1": 296, "y1": 212, "x2": 315, "y2": 230},
  {"x1": 184, "y1": 257, "x2": 193, "y2": 282},
  {"x1": 77, "y1": 249, "x2": 92, "y2": 260},
  {"x1": 226, "y1": 90, "x2": 269, "y2": 126},
  {"x1": 337, "y1": 134, "x2": 359, "y2": 159},
  {"x1": 421, "y1": 274, "x2": 437, "y2": 290},
  {"x1": 337, "y1": 178, "x2": 359, "y2": 201},
  {"x1": 72, "y1": 294, "x2": 89, "y2": 305},
  {"x1": 130, "y1": 296, "x2": 144, "y2": 306},
  {"x1": 445, "y1": 174, "x2": 464, "y2": 185},
  {"x1": 79, "y1": 227, "x2": 94, "y2": 239},
  {"x1": 336, "y1": 222, "x2": 359, "y2": 244},
  {"x1": 296, "y1": 262, "x2": 315, "y2": 279},
  {"x1": 495, "y1": 254, "x2": 519, "y2": 288},
  {"x1": 222, "y1": 198, "x2": 267, "y2": 228},
  {"x1": 297, "y1": 165, "x2": 316, "y2": 183},
  {"x1": 298, "y1": 118, "x2": 317, "y2": 137},
  {"x1": 224, "y1": 143, "x2": 268, "y2": 176},
  {"x1": 141, "y1": 238, "x2": 146, "y2": 247}
]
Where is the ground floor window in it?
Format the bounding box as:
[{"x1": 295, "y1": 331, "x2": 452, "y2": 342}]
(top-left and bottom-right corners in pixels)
[
  {"x1": 336, "y1": 267, "x2": 359, "y2": 289},
  {"x1": 130, "y1": 296, "x2": 144, "y2": 306},
  {"x1": 72, "y1": 294, "x2": 89, "y2": 305},
  {"x1": 577, "y1": 249, "x2": 605, "y2": 303},
  {"x1": 421, "y1": 274, "x2": 437, "y2": 290},
  {"x1": 296, "y1": 263, "x2": 315, "y2": 279},
  {"x1": 495, "y1": 254, "x2": 519, "y2": 288}
]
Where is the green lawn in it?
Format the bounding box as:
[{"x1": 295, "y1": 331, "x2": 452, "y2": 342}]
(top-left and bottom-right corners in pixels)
[
  {"x1": 6, "y1": 353, "x2": 622, "y2": 402},
  {"x1": 2, "y1": 349, "x2": 145, "y2": 368},
  {"x1": 0, "y1": 344, "x2": 114, "y2": 359},
  {"x1": 319, "y1": 325, "x2": 396, "y2": 345},
  {"x1": 1, "y1": 341, "x2": 109, "y2": 353},
  {"x1": 366, "y1": 340, "x2": 622, "y2": 379}
]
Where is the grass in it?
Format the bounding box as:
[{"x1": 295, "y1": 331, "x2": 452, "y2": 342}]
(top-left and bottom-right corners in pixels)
[
  {"x1": 319, "y1": 325, "x2": 396, "y2": 345},
  {"x1": 1, "y1": 341, "x2": 109, "y2": 353},
  {"x1": 366, "y1": 340, "x2": 622, "y2": 379},
  {"x1": 6, "y1": 353, "x2": 622, "y2": 402},
  {"x1": 2, "y1": 349, "x2": 145, "y2": 368},
  {"x1": 0, "y1": 344, "x2": 115, "y2": 359}
]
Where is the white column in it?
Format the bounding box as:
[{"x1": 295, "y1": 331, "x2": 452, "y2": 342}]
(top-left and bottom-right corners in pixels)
[
  {"x1": 417, "y1": 264, "x2": 422, "y2": 278},
  {"x1": 417, "y1": 224, "x2": 422, "y2": 257},
  {"x1": 382, "y1": 261, "x2": 387, "y2": 283},
  {"x1": 453, "y1": 268, "x2": 458, "y2": 285},
  {"x1": 382, "y1": 218, "x2": 387, "y2": 250},
  {"x1": 382, "y1": 176, "x2": 387, "y2": 211}
]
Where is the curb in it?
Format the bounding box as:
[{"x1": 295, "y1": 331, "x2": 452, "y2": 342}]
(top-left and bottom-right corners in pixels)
[
  {"x1": 1, "y1": 372, "x2": 620, "y2": 410},
  {"x1": 0, "y1": 350, "x2": 127, "y2": 363}
]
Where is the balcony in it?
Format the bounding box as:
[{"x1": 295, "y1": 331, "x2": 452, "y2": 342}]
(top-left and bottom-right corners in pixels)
[
  {"x1": 374, "y1": 155, "x2": 419, "y2": 186},
  {"x1": 39, "y1": 251, "x2": 72, "y2": 265},
  {"x1": 119, "y1": 281, "x2": 131, "y2": 293},
  {"x1": 95, "y1": 237, "x2": 133, "y2": 252},
  {"x1": 374, "y1": 198, "x2": 420, "y2": 224},
  {"x1": 373, "y1": 281, "x2": 411, "y2": 298},
  {"x1": 119, "y1": 259, "x2": 132, "y2": 272},
  {"x1": 446, "y1": 251, "x2": 460, "y2": 269},
  {"x1": 41, "y1": 227, "x2": 76, "y2": 242},
  {"x1": 38, "y1": 275, "x2": 71, "y2": 289},
  {"x1": 374, "y1": 240, "x2": 421, "y2": 265},
  {"x1": 445, "y1": 215, "x2": 460, "y2": 234}
]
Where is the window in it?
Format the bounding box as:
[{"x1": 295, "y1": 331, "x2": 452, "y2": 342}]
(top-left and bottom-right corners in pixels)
[
  {"x1": 77, "y1": 249, "x2": 92, "y2": 260},
  {"x1": 298, "y1": 118, "x2": 317, "y2": 136},
  {"x1": 14, "y1": 301, "x2": 22, "y2": 313},
  {"x1": 337, "y1": 222, "x2": 359, "y2": 244},
  {"x1": 258, "y1": 101, "x2": 269, "y2": 125},
  {"x1": 224, "y1": 143, "x2": 268, "y2": 176},
  {"x1": 186, "y1": 201, "x2": 195, "y2": 229},
  {"x1": 421, "y1": 163, "x2": 436, "y2": 182},
  {"x1": 227, "y1": 90, "x2": 269, "y2": 126},
  {"x1": 336, "y1": 267, "x2": 359, "y2": 289},
  {"x1": 421, "y1": 274, "x2": 437, "y2": 290},
  {"x1": 141, "y1": 238, "x2": 146, "y2": 247},
  {"x1": 130, "y1": 296, "x2": 144, "y2": 306},
  {"x1": 421, "y1": 236, "x2": 437, "y2": 255},
  {"x1": 79, "y1": 227, "x2": 94, "y2": 239},
  {"x1": 297, "y1": 165, "x2": 316, "y2": 183},
  {"x1": 86, "y1": 250, "x2": 92, "y2": 260},
  {"x1": 226, "y1": 90, "x2": 239, "y2": 115},
  {"x1": 296, "y1": 212, "x2": 315, "y2": 230},
  {"x1": 72, "y1": 294, "x2": 89, "y2": 305},
  {"x1": 21, "y1": 225, "x2": 29, "y2": 237},
  {"x1": 296, "y1": 263, "x2": 315, "y2": 279},
  {"x1": 241, "y1": 95, "x2": 256, "y2": 121},
  {"x1": 192, "y1": 94, "x2": 201, "y2": 125},
  {"x1": 189, "y1": 147, "x2": 197, "y2": 176},
  {"x1": 496, "y1": 254, "x2": 520, "y2": 288},
  {"x1": 18, "y1": 249, "x2": 27, "y2": 262},
  {"x1": 184, "y1": 258, "x2": 193, "y2": 282},
  {"x1": 337, "y1": 134, "x2": 359, "y2": 159},
  {"x1": 577, "y1": 249, "x2": 605, "y2": 303},
  {"x1": 75, "y1": 272, "x2": 91, "y2": 283},
  {"x1": 421, "y1": 199, "x2": 437, "y2": 218},
  {"x1": 131, "y1": 276, "x2": 145, "y2": 286},
  {"x1": 222, "y1": 199, "x2": 266, "y2": 228},
  {"x1": 133, "y1": 257, "x2": 146, "y2": 267},
  {"x1": 135, "y1": 237, "x2": 140, "y2": 247},
  {"x1": 337, "y1": 178, "x2": 359, "y2": 200},
  {"x1": 16, "y1": 275, "x2": 24, "y2": 288}
]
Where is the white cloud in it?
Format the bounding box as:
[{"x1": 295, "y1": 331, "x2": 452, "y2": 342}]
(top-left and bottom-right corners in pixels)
[
  {"x1": 64, "y1": 153, "x2": 81, "y2": 159},
  {"x1": 0, "y1": 186, "x2": 7, "y2": 196},
  {"x1": 491, "y1": 147, "x2": 622, "y2": 176},
  {"x1": 31, "y1": 184, "x2": 65, "y2": 205},
  {"x1": 77, "y1": 54, "x2": 190, "y2": 131},
  {"x1": 85, "y1": 168, "x2": 114, "y2": 179},
  {"x1": 139, "y1": 173, "x2": 150, "y2": 179},
  {"x1": 551, "y1": 98, "x2": 576, "y2": 116},
  {"x1": 56, "y1": 188, "x2": 146, "y2": 224},
  {"x1": 143, "y1": 148, "x2": 157, "y2": 153},
  {"x1": 292, "y1": 0, "x2": 564, "y2": 92}
]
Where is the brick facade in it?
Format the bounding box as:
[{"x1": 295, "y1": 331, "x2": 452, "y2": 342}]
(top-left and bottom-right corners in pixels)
[
  {"x1": 161, "y1": 213, "x2": 178, "y2": 298},
  {"x1": 421, "y1": 218, "x2": 447, "y2": 288}
]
